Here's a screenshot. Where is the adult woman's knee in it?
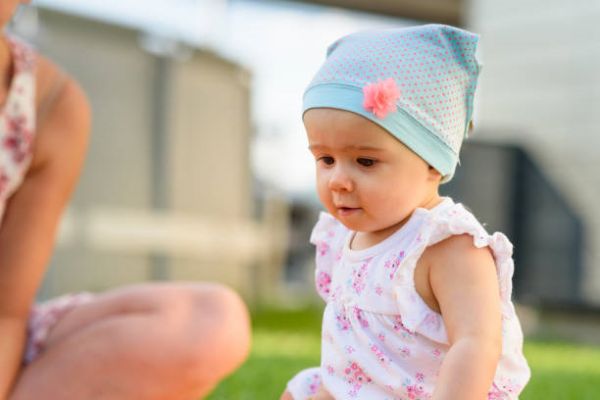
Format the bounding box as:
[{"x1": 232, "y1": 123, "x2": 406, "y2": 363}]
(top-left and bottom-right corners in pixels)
[
  {"x1": 200, "y1": 283, "x2": 251, "y2": 363},
  {"x1": 179, "y1": 283, "x2": 251, "y2": 380}
]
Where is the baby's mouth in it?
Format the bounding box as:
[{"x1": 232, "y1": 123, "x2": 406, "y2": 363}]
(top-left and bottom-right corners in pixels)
[{"x1": 337, "y1": 206, "x2": 361, "y2": 216}]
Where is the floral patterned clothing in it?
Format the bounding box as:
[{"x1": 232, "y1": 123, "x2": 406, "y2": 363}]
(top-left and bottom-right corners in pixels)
[
  {"x1": 0, "y1": 37, "x2": 96, "y2": 364},
  {"x1": 287, "y1": 197, "x2": 530, "y2": 399},
  {"x1": 0, "y1": 37, "x2": 36, "y2": 222}
]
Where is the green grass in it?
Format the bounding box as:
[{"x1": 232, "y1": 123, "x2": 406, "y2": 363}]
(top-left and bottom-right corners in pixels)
[
  {"x1": 520, "y1": 340, "x2": 600, "y2": 399},
  {"x1": 206, "y1": 307, "x2": 600, "y2": 399}
]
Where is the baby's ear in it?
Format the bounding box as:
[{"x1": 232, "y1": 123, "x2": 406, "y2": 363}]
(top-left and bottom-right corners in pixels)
[{"x1": 428, "y1": 165, "x2": 443, "y2": 182}]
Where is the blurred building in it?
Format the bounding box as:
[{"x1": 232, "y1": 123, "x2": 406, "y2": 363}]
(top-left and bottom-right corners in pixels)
[
  {"x1": 468, "y1": 1, "x2": 600, "y2": 306},
  {"x1": 13, "y1": 6, "x2": 288, "y2": 302}
]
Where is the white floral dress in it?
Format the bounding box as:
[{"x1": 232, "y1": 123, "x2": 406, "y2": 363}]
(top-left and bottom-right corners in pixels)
[
  {"x1": 287, "y1": 197, "x2": 530, "y2": 399},
  {"x1": 0, "y1": 37, "x2": 94, "y2": 364}
]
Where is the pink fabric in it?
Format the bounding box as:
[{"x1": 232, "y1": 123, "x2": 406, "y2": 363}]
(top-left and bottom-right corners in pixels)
[
  {"x1": 362, "y1": 78, "x2": 401, "y2": 119},
  {"x1": 0, "y1": 36, "x2": 36, "y2": 223},
  {"x1": 287, "y1": 198, "x2": 530, "y2": 399},
  {"x1": 25, "y1": 292, "x2": 95, "y2": 364}
]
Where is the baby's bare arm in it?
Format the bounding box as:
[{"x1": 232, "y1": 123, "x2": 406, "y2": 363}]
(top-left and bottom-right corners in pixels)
[{"x1": 427, "y1": 234, "x2": 502, "y2": 400}]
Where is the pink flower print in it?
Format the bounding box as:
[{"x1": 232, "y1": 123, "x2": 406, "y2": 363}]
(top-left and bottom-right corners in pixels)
[
  {"x1": 353, "y1": 306, "x2": 369, "y2": 328},
  {"x1": 378, "y1": 332, "x2": 386, "y2": 342},
  {"x1": 326, "y1": 365, "x2": 335, "y2": 375},
  {"x1": 336, "y1": 310, "x2": 351, "y2": 331},
  {"x1": 307, "y1": 373, "x2": 321, "y2": 395},
  {"x1": 335, "y1": 250, "x2": 343, "y2": 261},
  {"x1": 432, "y1": 348, "x2": 442, "y2": 358},
  {"x1": 370, "y1": 344, "x2": 389, "y2": 365},
  {"x1": 344, "y1": 362, "x2": 372, "y2": 396},
  {"x1": 345, "y1": 345, "x2": 356, "y2": 354},
  {"x1": 384, "y1": 251, "x2": 405, "y2": 279},
  {"x1": 363, "y1": 78, "x2": 401, "y2": 119},
  {"x1": 488, "y1": 388, "x2": 508, "y2": 400},
  {"x1": 352, "y1": 262, "x2": 369, "y2": 295},
  {"x1": 399, "y1": 346, "x2": 411, "y2": 358},
  {"x1": 393, "y1": 315, "x2": 414, "y2": 335},
  {"x1": 9, "y1": 40, "x2": 35, "y2": 71},
  {"x1": 405, "y1": 384, "x2": 427, "y2": 400},
  {"x1": 3, "y1": 116, "x2": 33, "y2": 164},
  {"x1": 316, "y1": 271, "x2": 332, "y2": 297},
  {"x1": 423, "y1": 313, "x2": 441, "y2": 330},
  {"x1": 488, "y1": 383, "x2": 509, "y2": 400},
  {"x1": 415, "y1": 372, "x2": 425, "y2": 383},
  {"x1": 488, "y1": 380, "x2": 521, "y2": 399},
  {"x1": 317, "y1": 241, "x2": 330, "y2": 256},
  {"x1": 375, "y1": 285, "x2": 383, "y2": 296}
]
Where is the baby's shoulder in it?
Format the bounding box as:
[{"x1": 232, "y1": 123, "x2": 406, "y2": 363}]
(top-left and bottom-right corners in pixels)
[
  {"x1": 424, "y1": 233, "x2": 496, "y2": 272},
  {"x1": 421, "y1": 203, "x2": 504, "y2": 287}
]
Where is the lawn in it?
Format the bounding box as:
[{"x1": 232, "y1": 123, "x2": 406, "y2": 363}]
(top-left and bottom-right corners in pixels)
[{"x1": 206, "y1": 307, "x2": 600, "y2": 399}]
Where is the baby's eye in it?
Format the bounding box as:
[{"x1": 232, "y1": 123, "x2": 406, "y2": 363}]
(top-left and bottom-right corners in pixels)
[
  {"x1": 318, "y1": 156, "x2": 334, "y2": 165},
  {"x1": 357, "y1": 158, "x2": 376, "y2": 167}
]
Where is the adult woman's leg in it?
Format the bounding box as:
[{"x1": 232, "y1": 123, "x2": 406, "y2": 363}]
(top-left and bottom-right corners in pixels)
[{"x1": 10, "y1": 282, "x2": 251, "y2": 400}]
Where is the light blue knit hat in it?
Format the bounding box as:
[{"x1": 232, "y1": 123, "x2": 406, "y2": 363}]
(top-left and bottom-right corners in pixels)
[{"x1": 303, "y1": 24, "x2": 482, "y2": 182}]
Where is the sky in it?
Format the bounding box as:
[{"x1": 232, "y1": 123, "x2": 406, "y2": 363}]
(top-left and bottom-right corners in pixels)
[{"x1": 35, "y1": 0, "x2": 410, "y2": 194}]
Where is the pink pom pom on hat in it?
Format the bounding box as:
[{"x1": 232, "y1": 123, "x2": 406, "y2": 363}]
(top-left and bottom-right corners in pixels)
[
  {"x1": 363, "y1": 78, "x2": 401, "y2": 119},
  {"x1": 302, "y1": 24, "x2": 482, "y2": 183}
]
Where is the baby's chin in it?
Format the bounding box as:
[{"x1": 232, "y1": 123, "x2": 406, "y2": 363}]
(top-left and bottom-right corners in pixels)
[
  {"x1": 335, "y1": 218, "x2": 391, "y2": 235},
  {"x1": 332, "y1": 210, "x2": 409, "y2": 231}
]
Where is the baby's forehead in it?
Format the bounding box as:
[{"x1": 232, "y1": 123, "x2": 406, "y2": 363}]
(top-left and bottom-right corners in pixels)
[
  {"x1": 306, "y1": 122, "x2": 406, "y2": 154},
  {"x1": 304, "y1": 108, "x2": 380, "y2": 130}
]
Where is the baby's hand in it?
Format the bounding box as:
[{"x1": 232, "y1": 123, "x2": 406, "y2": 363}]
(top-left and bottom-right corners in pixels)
[{"x1": 308, "y1": 386, "x2": 335, "y2": 400}]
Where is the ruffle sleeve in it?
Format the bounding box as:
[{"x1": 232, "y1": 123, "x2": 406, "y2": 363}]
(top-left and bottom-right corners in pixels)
[
  {"x1": 393, "y1": 204, "x2": 517, "y2": 344},
  {"x1": 310, "y1": 212, "x2": 347, "y2": 302}
]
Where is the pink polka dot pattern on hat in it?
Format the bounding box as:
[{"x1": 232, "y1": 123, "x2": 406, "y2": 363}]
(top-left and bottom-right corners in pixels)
[{"x1": 307, "y1": 24, "x2": 481, "y2": 155}]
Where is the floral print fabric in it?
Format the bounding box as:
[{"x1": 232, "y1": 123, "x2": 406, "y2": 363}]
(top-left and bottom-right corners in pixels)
[
  {"x1": 0, "y1": 37, "x2": 36, "y2": 224},
  {"x1": 287, "y1": 198, "x2": 530, "y2": 399}
]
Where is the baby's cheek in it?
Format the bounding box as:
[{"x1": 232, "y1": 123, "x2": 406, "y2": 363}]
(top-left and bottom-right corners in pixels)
[{"x1": 317, "y1": 187, "x2": 334, "y2": 212}]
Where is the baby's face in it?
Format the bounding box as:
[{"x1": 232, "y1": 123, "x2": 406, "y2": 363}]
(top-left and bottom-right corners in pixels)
[{"x1": 305, "y1": 108, "x2": 440, "y2": 239}]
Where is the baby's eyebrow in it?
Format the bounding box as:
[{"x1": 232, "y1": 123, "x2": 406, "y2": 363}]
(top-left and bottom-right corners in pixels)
[{"x1": 350, "y1": 145, "x2": 385, "y2": 152}]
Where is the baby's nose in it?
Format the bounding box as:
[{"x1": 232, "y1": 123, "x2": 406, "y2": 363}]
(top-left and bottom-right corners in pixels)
[{"x1": 328, "y1": 166, "x2": 354, "y2": 192}]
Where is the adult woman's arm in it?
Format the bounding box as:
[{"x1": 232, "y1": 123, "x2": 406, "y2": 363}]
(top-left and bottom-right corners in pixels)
[{"x1": 0, "y1": 58, "x2": 90, "y2": 399}]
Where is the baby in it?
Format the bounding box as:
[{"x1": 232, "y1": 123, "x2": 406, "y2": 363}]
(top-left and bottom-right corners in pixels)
[{"x1": 281, "y1": 24, "x2": 530, "y2": 399}]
